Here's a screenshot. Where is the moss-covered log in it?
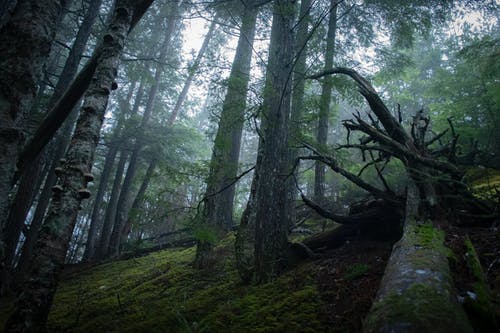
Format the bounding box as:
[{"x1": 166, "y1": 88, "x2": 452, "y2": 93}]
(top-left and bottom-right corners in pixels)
[{"x1": 363, "y1": 197, "x2": 473, "y2": 332}]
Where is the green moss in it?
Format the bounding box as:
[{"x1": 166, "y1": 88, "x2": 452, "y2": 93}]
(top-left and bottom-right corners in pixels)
[
  {"x1": 365, "y1": 283, "x2": 472, "y2": 333},
  {"x1": 343, "y1": 263, "x2": 370, "y2": 280},
  {"x1": 404, "y1": 219, "x2": 456, "y2": 265},
  {"x1": 465, "y1": 167, "x2": 500, "y2": 200},
  {"x1": 412, "y1": 221, "x2": 444, "y2": 246},
  {"x1": 0, "y1": 234, "x2": 330, "y2": 332},
  {"x1": 363, "y1": 219, "x2": 473, "y2": 332}
]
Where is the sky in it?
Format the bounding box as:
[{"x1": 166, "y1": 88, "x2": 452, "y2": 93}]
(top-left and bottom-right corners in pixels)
[{"x1": 178, "y1": 2, "x2": 498, "y2": 118}]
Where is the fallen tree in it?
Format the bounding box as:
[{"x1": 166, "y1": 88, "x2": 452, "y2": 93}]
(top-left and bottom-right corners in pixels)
[
  {"x1": 301, "y1": 195, "x2": 403, "y2": 252},
  {"x1": 299, "y1": 67, "x2": 497, "y2": 332}
]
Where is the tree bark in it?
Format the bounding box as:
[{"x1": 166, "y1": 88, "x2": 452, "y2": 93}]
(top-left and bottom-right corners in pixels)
[
  {"x1": 195, "y1": 5, "x2": 257, "y2": 268},
  {"x1": 83, "y1": 79, "x2": 141, "y2": 261},
  {"x1": 1, "y1": 0, "x2": 103, "y2": 290},
  {"x1": 4, "y1": 2, "x2": 138, "y2": 331},
  {"x1": 13, "y1": 109, "x2": 80, "y2": 286},
  {"x1": 253, "y1": 0, "x2": 295, "y2": 283},
  {"x1": 16, "y1": 0, "x2": 155, "y2": 177},
  {"x1": 0, "y1": 0, "x2": 16, "y2": 29},
  {"x1": 314, "y1": 0, "x2": 337, "y2": 203},
  {"x1": 0, "y1": 158, "x2": 44, "y2": 290},
  {"x1": 121, "y1": 158, "x2": 156, "y2": 238},
  {"x1": 0, "y1": 0, "x2": 65, "y2": 270},
  {"x1": 286, "y1": 0, "x2": 311, "y2": 228}
]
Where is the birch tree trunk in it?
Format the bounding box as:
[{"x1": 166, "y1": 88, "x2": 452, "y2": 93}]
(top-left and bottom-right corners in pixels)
[
  {"x1": 83, "y1": 79, "x2": 142, "y2": 261},
  {"x1": 4, "y1": 2, "x2": 137, "y2": 331}
]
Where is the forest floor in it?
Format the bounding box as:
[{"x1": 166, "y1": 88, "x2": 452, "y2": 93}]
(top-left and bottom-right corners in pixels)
[{"x1": 1, "y1": 222, "x2": 498, "y2": 332}]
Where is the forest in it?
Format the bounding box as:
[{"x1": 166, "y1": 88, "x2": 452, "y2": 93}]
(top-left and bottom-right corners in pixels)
[{"x1": 0, "y1": 0, "x2": 498, "y2": 332}]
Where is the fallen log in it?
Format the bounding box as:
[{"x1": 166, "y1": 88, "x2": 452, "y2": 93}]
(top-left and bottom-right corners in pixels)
[
  {"x1": 118, "y1": 237, "x2": 196, "y2": 260},
  {"x1": 363, "y1": 184, "x2": 473, "y2": 333},
  {"x1": 301, "y1": 196, "x2": 403, "y2": 252}
]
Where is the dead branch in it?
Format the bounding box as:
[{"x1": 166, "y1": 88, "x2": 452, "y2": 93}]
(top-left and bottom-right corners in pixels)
[
  {"x1": 298, "y1": 154, "x2": 401, "y2": 204},
  {"x1": 301, "y1": 194, "x2": 380, "y2": 224},
  {"x1": 308, "y1": 67, "x2": 411, "y2": 145}
]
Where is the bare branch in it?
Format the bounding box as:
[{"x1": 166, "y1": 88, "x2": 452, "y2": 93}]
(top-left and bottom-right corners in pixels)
[
  {"x1": 298, "y1": 154, "x2": 402, "y2": 204},
  {"x1": 300, "y1": 193, "x2": 381, "y2": 224}
]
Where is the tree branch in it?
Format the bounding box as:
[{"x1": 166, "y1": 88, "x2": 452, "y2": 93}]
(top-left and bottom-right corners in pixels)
[
  {"x1": 298, "y1": 154, "x2": 402, "y2": 204},
  {"x1": 308, "y1": 67, "x2": 411, "y2": 146},
  {"x1": 301, "y1": 193, "x2": 380, "y2": 224}
]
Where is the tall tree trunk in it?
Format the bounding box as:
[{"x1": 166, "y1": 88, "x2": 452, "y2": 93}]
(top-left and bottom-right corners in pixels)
[
  {"x1": 1, "y1": 0, "x2": 103, "y2": 290},
  {"x1": 286, "y1": 0, "x2": 311, "y2": 228},
  {"x1": 167, "y1": 16, "x2": 217, "y2": 126},
  {"x1": 13, "y1": 109, "x2": 79, "y2": 286},
  {"x1": 314, "y1": 0, "x2": 337, "y2": 203},
  {"x1": 83, "y1": 79, "x2": 142, "y2": 261},
  {"x1": 48, "y1": 0, "x2": 104, "y2": 108},
  {"x1": 108, "y1": 4, "x2": 180, "y2": 258},
  {"x1": 95, "y1": 149, "x2": 128, "y2": 260},
  {"x1": 253, "y1": 0, "x2": 295, "y2": 283},
  {"x1": 15, "y1": 0, "x2": 155, "y2": 177},
  {"x1": 4, "y1": 2, "x2": 139, "y2": 331},
  {"x1": 195, "y1": 5, "x2": 257, "y2": 268},
  {"x1": 0, "y1": 159, "x2": 44, "y2": 289},
  {"x1": 235, "y1": 146, "x2": 261, "y2": 282},
  {"x1": 121, "y1": 158, "x2": 156, "y2": 238},
  {"x1": 0, "y1": 0, "x2": 65, "y2": 278}
]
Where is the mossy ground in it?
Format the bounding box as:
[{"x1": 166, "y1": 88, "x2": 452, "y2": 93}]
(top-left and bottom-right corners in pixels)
[
  {"x1": 0, "y1": 233, "x2": 392, "y2": 332},
  {"x1": 2, "y1": 214, "x2": 496, "y2": 332},
  {"x1": 465, "y1": 167, "x2": 500, "y2": 200}
]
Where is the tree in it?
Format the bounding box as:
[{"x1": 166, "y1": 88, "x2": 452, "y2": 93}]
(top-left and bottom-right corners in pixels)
[
  {"x1": 0, "y1": 0, "x2": 65, "y2": 279},
  {"x1": 107, "y1": 1, "x2": 183, "y2": 258},
  {"x1": 286, "y1": 0, "x2": 311, "y2": 227},
  {"x1": 1, "y1": 0, "x2": 103, "y2": 291},
  {"x1": 252, "y1": 0, "x2": 295, "y2": 283},
  {"x1": 303, "y1": 66, "x2": 490, "y2": 332},
  {"x1": 4, "y1": 1, "x2": 154, "y2": 330},
  {"x1": 314, "y1": 0, "x2": 337, "y2": 203},
  {"x1": 195, "y1": 3, "x2": 258, "y2": 268},
  {"x1": 83, "y1": 78, "x2": 141, "y2": 261}
]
